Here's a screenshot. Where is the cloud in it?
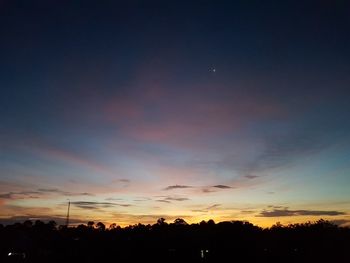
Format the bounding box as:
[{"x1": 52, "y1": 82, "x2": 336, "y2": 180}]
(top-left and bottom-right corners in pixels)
[
  {"x1": 163, "y1": 181, "x2": 247, "y2": 195},
  {"x1": 37, "y1": 188, "x2": 62, "y2": 193},
  {"x1": 164, "y1": 185, "x2": 193, "y2": 190},
  {"x1": 71, "y1": 201, "x2": 132, "y2": 210},
  {"x1": 15, "y1": 138, "x2": 118, "y2": 179},
  {"x1": 0, "y1": 191, "x2": 43, "y2": 199},
  {"x1": 192, "y1": 204, "x2": 221, "y2": 213},
  {"x1": 257, "y1": 208, "x2": 346, "y2": 217},
  {"x1": 164, "y1": 197, "x2": 189, "y2": 201},
  {"x1": 118, "y1": 179, "x2": 130, "y2": 183},
  {"x1": 0, "y1": 189, "x2": 94, "y2": 201},
  {"x1": 192, "y1": 209, "x2": 208, "y2": 213},
  {"x1": 201, "y1": 188, "x2": 216, "y2": 193},
  {"x1": 37, "y1": 188, "x2": 94, "y2": 196},
  {"x1": 0, "y1": 193, "x2": 16, "y2": 199},
  {"x1": 330, "y1": 219, "x2": 350, "y2": 227},
  {"x1": 212, "y1": 185, "x2": 232, "y2": 189},
  {"x1": 111, "y1": 179, "x2": 130, "y2": 187},
  {"x1": 206, "y1": 204, "x2": 221, "y2": 210},
  {"x1": 240, "y1": 210, "x2": 255, "y2": 214},
  {"x1": 155, "y1": 195, "x2": 190, "y2": 203},
  {"x1": 105, "y1": 197, "x2": 124, "y2": 201},
  {"x1": 133, "y1": 197, "x2": 152, "y2": 202},
  {"x1": 200, "y1": 185, "x2": 232, "y2": 193},
  {"x1": 0, "y1": 215, "x2": 85, "y2": 226},
  {"x1": 234, "y1": 122, "x2": 340, "y2": 177},
  {"x1": 244, "y1": 175, "x2": 259, "y2": 179},
  {"x1": 102, "y1": 78, "x2": 284, "y2": 149},
  {"x1": 156, "y1": 200, "x2": 171, "y2": 203}
]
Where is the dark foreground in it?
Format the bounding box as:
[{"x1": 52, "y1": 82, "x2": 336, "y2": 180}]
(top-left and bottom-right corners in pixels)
[{"x1": 0, "y1": 219, "x2": 349, "y2": 262}]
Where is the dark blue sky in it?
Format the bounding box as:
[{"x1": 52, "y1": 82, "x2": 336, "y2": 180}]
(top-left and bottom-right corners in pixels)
[{"x1": 1, "y1": 1, "x2": 350, "y2": 226}]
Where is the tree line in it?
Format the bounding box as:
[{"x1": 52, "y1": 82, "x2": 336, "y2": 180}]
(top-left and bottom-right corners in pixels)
[{"x1": 0, "y1": 218, "x2": 349, "y2": 262}]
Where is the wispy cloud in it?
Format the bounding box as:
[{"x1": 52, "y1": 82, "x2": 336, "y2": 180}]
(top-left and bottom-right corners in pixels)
[
  {"x1": 192, "y1": 204, "x2": 221, "y2": 213},
  {"x1": 330, "y1": 219, "x2": 350, "y2": 227},
  {"x1": 212, "y1": 185, "x2": 232, "y2": 189},
  {"x1": 0, "y1": 191, "x2": 42, "y2": 199},
  {"x1": 37, "y1": 188, "x2": 94, "y2": 196},
  {"x1": 102, "y1": 80, "x2": 284, "y2": 149},
  {"x1": 164, "y1": 185, "x2": 193, "y2": 190},
  {"x1": 111, "y1": 179, "x2": 131, "y2": 187},
  {"x1": 133, "y1": 197, "x2": 152, "y2": 202},
  {"x1": 155, "y1": 195, "x2": 190, "y2": 203},
  {"x1": 244, "y1": 175, "x2": 259, "y2": 179},
  {"x1": 201, "y1": 188, "x2": 216, "y2": 193},
  {"x1": 240, "y1": 210, "x2": 255, "y2": 214},
  {"x1": 0, "y1": 188, "x2": 95, "y2": 201},
  {"x1": 164, "y1": 184, "x2": 233, "y2": 193},
  {"x1": 257, "y1": 208, "x2": 346, "y2": 217},
  {"x1": 105, "y1": 197, "x2": 125, "y2": 201},
  {"x1": 156, "y1": 199, "x2": 171, "y2": 203},
  {"x1": 192, "y1": 209, "x2": 208, "y2": 213},
  {"x1": 206, "y1": 204, "x2": 221, "y2": 210},
  {"x1": 200, "y1": 184, "x2": 233, "y2": 193},
  {"x1": 13, "y1": 137, "x2": 119, "y2": 179},
  {"x1": 0, "y1": 215, "x2": 85, "y2": 226},
  {"x1": 71, "y1": 201, "x2": 132, "y2": 210},
  {"x1": 164, "y1": 197, "x2": 189, "y2": 201},
  {"x1": 118, "y1": 179, "x2": 130, "y2": 183}
]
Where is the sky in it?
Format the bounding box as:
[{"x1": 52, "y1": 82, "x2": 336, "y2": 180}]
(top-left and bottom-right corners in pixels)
[{"x1": 1, "y1": 0, "x2": 350, "y2": 227}]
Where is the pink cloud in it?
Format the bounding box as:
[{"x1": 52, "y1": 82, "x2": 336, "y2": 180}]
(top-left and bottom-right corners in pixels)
[
  {"x1": 107, "y1": 92, "x2": 285, "y2": 149},
  {"x1": 103, "y1": 97, "x2": 144, "y2": 122},
  {"x1": 54, "y1": 55, "x2": 287, "y2": 151},
  {"x1": 90, "y1": 56, "x2": 287, "y2": 147},
  {"x1": 16, "y1": 141, "x2": 118, "y2": 182},
  {"x1": 37, "y1": 147, "x2": 114, "y2": 176}
]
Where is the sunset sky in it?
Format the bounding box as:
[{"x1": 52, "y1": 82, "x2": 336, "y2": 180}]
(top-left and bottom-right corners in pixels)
[{"x1": 1, "y1": 1, "x2": 350, "y2": 227}]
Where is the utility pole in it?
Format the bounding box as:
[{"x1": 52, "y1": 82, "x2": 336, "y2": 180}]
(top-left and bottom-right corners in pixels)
[{"x1": 66, "y1": 199, "x2": 70, "y2": 227}]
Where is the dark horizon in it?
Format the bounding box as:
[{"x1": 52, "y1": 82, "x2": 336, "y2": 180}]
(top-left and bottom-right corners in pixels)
[
  {"x1": 1, "y1": 215, "x2": 348, "y2": 229},
  {"x1": 1, "y1": 0, "x2": 350, "y2": 227},
  {"x1": 1, "y1": 218, "x2": 349, "y2": 262}
]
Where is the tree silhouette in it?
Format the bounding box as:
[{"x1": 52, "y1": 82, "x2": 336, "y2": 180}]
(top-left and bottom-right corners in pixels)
[
  {"x1": 96, "y1": 222, "x2": 105, "y2": 231},
  {"x1": 23, "y1": 220, "x2": 33, "y2": 228},
  {"x1": 109, "y1": 223, "x2": 117, "y2": 230},
  {"x1": 0, "y1": 218, "x2": 348, "y2": 262},
  {"x1": 47, "y1": 220, "x2": 57, "y2": 230},
  {"x1": 173, "y1": 218, "x2": 187, "y2": 225},
  {"x1": 157, "y1": 217, "x2": 167, "y2": 226}
]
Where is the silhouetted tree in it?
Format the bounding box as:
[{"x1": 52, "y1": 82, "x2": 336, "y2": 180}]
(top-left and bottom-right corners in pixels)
[
  {"x1": 0, "y1": 218, "x2": 348, "y2": 262},
  {"x1": 96, "y1": 222, "x2": 105, "y2": 231},
  {"x1": 47, "y1": 220, "x2": 57, "y2": 230},
  {"x1": 174, "y1": 218, "x2": 187, "y2": 225},
  {"x1": 109, "y1": 223, "x2": 117, "y2": 230},
  {"x1": 157, "y1": 217, "x2": 167, "y2": 226},
  {"x1": 77, "y1": 224, "x2": 88, "y2": 231},
  {"x1": 271, "y1": 221, "x2": 283, "y2": 229},
  {"x1": 34, "y1": 220, "x2": 45, "y2": 228},
  {"x1": 207, "y1": 219, "x2": 215, "y2": 225},
  {"x1": 23, "y1": 220, "x2": 33, "y2": 228}
]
